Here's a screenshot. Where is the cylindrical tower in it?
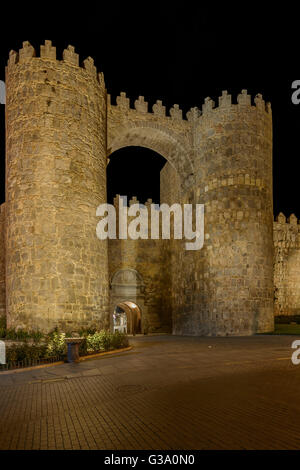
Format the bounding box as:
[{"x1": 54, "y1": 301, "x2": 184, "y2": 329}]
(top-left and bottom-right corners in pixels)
[
  {"x1": 194, "y1": 90, "x2": 274, "y2": 335},
  {"x1": 5, "y1": 41, "x2": 109, "y2": 332}
]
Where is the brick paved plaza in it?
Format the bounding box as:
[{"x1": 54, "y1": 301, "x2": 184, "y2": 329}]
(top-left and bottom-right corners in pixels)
[{"x1": 0, "y1": 335, "x2": 300, "y2": 450}]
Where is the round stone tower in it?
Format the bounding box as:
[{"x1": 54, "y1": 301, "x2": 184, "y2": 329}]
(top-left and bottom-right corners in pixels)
[
  {"x1": 5, "y1": 41, "x2": 109, "y2": 332},
  {"x1": 194, "y1": 90, "x2": 274, "y2": 335}
]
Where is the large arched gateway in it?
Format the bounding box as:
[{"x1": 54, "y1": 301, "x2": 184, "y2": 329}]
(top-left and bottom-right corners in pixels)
[
  {"x1": 107, "y1": 93, "x2": 195, "y2": 191},
  {"x1": 2, "y1": 41, "x2": 275, "y2": 336}
]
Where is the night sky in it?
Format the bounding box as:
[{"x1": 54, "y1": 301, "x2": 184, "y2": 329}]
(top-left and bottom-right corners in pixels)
[{"x1": 0, "y1": 5, "x2": 299, "y2": 215}]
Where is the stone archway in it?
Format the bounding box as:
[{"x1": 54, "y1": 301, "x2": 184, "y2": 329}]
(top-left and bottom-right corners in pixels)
[
  {"x1": 107, "y1": 97, "x2": 195, "y2": 191},
  {"x1": 107, "y1": 96, "x2": 195, "y2": 335},
  {"x1": 113, "y1": 301, "x2": 142, "y2": 335},
  {"x1": 110, "y1": 268, "x2": 146, "y2": 333}
]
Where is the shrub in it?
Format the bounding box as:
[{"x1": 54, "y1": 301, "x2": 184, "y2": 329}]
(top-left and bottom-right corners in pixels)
[
  {"x1": 0, "y1": 317, "x2": 6, "y2": 338},
  {"x1": 6, "y1": 344, "x2": 48, "y2": 364},
  {"x1": 47, "y1": 327, "x2": 60, "y2": 340},
  {"x1": 31, "y1": 330, "x2": 44, "y2": 344},
  {"x1": 86, "y1": 331, "x2": 129, "y2": 354},
  {"x1": 79, "y1": 327, "x2": 97, "y2": 337},
  {"x1": 46, "y1": 332, "x2": 66, "y2": 357},
  {"x1": 79, "y1": 338, "x2": 88, "y2": 356},
  {"x1": 6, "y1": 329, "x2": 31, "y2": 342},
  {"x1": 1, "y1": 328, "x2": 129, "y2": 368},
  {"x1": 275, "y1": 315, "x2": 300, "y2": 325},
  {"x1": 86, "y1": 330, "x2": 111, "y2": 353},
  {"x1": 110, "y1": 331, "x2": 129, "y2": 350},
  {"x1": 4, "y1": 328, "x2": 44, "y2": 343}
]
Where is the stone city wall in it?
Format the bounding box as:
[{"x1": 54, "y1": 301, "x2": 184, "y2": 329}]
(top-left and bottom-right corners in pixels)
[
  {"x1": 171, "y1": 91, "x2": 274, "y2": 335},
  {"x1": 0, "y1": 204, "x2": 5, "y2": 324},
  {"x1": 1, "y1": 39, "x2": 281, "y2": 336},
  {"x1": 274, "y1": 213, "x2": 300, "y2": 317},
  {"x1": 5, "y1": 41, "x2": 109, "y2": 332}
]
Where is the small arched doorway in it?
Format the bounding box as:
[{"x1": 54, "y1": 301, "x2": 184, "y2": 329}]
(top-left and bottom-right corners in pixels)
[
  {"x1": 110, "y1": 268, "x2": 146, "y2": 334},
  {"x1": 113, "y1": 301, "x2": 142, "y2": 335}
]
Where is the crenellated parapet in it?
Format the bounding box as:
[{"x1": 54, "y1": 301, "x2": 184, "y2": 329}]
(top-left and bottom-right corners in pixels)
[
  {"x1": 5, "y1": 40, "x2": 107, "y2": 146},
  {"x1": 108, "y1": 91, "x2": 191, "y2": 155},
  {"x1": 107, "y1": 92, "x2": 195, "y2": 188},
  {"x1": 196, "y1": 90, "x2": 272, "y2": 148},
  {"x1": 201, "y1": 90, "x2": 271, "y2": 116},
  {"x1": 107, "y1": 88, "x2": 272, "y2": 190},
  {"x1": 274, "y1": 213, "x2": 300, "y2": 249},
  {"x1": 112, "y1": 195, "x2": 155, "y2": 209},
  {"x1": 275, "y1": 212, "x2": 299, "y2": 225},
  {"x1": 274, "y1": 213, "x2": 300, "y2": 317},
  {"x1": 110, "y1": 92, "x2": 187, "y2": 123},
  {"x1": 109, "y1": 89, "x2": 271, "y2": 124},
  {"x1": 6, "y1": 40, "x2": 105, "y2": 89},
  {"x1": 110, "y1": 195, "x2": 160, "y2": 241}
]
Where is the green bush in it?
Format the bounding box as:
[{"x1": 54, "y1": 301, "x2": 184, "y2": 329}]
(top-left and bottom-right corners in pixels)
[
  {"x1": 4, "y1": 328, "x2": 44, "y2": 343},
  {"x1": 79, "y1": 338, "x2": 88, "y2": 356},
  {"x1": 32, "y1": 331, "x2": 44, "y2": 344},
  {"x1": 110, "y1": 331, "x2": 129, "y2": 350},
  {"x1": 6, "y1": 344, "x2": 48, "y2": 363},
  {"x1": 6, "y1": 329, "x2": 31, "y2": 342},
  {"x1": 2, "y1": 328, "x2": 129, "y2": 367},
  {"x1": 275, "y1": 315, "x2": 300, "y2": 325},
  {"x1": 86, "y1": 330, "x2": 110, "y2": 353},
  {"x1": 79, "y1": 327, "x2": 97, "y2": 337},
  {"x1": 86, "y1": 330, "x2": 129, "y2": 354},
  {"x1": 47, "y1": 327, "x2": 60, "y2": 340},
  {"x1": 46, "y1": 332, "x2": 66, "y2": 357},
  {"x1": 0, "y1": 316, "x2": 6, "y2": 338}
]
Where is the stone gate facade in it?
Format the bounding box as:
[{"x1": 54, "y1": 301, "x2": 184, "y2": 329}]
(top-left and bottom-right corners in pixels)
[{"x1": 0, "y1": 40, "x2": 296, "y2": 336}]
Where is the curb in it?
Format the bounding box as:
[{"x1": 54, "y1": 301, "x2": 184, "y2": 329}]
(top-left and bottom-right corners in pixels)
[
  {"x1": 0, "y1": 361, "x2": 65, "y2": 376},
  {"x1": 0, "y1": 346, "x2": 133, "y2": 376},
  {"x1": 79, "y1": 346, "x2": 133, "y2": 361}
]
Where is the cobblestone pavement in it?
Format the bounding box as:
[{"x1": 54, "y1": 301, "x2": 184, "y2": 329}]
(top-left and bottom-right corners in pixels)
[{"x1": 0, "y1": 335, "x2": 300, "y2": 450}]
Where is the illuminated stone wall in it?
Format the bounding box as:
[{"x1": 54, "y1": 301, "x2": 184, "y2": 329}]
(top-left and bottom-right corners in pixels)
[
  {"x1": 156, "y1": 94, "x2": 274, "y2": 336},
  {"x1": 1, "y1": 40, "x2": 278, "y2": 335},
  {"x1": 274, "y1": 213, "x2": 300, "y2": 317},
  {"x1": 5, "y1": 41, "x2": 109, "y2": 332},
  {"x1": 159, "y1": 163, "x2": 182, "y2": 333},
  {"x1": 0, "y1": 204, "x2": 5, "y2": 324}
]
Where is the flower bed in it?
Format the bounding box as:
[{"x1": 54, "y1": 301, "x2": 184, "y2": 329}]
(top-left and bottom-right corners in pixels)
[{"x1": 0, "y1": 326, "x2": 129, "y2": 372}]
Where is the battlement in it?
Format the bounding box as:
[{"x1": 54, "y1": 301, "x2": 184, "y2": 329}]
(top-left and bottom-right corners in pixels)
[
  {"x1": 274, "y1": 213, "x2": 300, "y2": 249},
  {"x1": 7, "y1": 41, "x2": 271, "y2": 122},
  {"x1": 109, "y1": 89, "x2": 272, "y2": 124},
  {"x1": 275, "y1": 213, "x2": 299, "y2": 225},
  {"x1": 113, "y1": 195, "x2": 154, "y2": 208},
  {"x1": 7, "y1": 40, "x2": 105, "y2": 87}
]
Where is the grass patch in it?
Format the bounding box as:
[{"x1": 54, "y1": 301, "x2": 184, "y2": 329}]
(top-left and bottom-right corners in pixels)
[{"x1": 272, "y1": 324, "x2": 300, "y2": 335}]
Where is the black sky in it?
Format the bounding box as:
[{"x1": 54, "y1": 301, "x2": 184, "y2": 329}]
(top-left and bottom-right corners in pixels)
[{"x1": 0, "y1": 5, "x2": 299, "y2": 215}]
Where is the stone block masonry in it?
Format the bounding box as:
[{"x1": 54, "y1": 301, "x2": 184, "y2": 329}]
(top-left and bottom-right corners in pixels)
[
  {"x1": 0, "y1": 39, "x2": 289, "y2": 335},
  {"x1": 5, "y1": 41, "x2": 109, "y2": 332},
  {"x1": 274, "y1": 213, "x2": 300, "y2": 317}
]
